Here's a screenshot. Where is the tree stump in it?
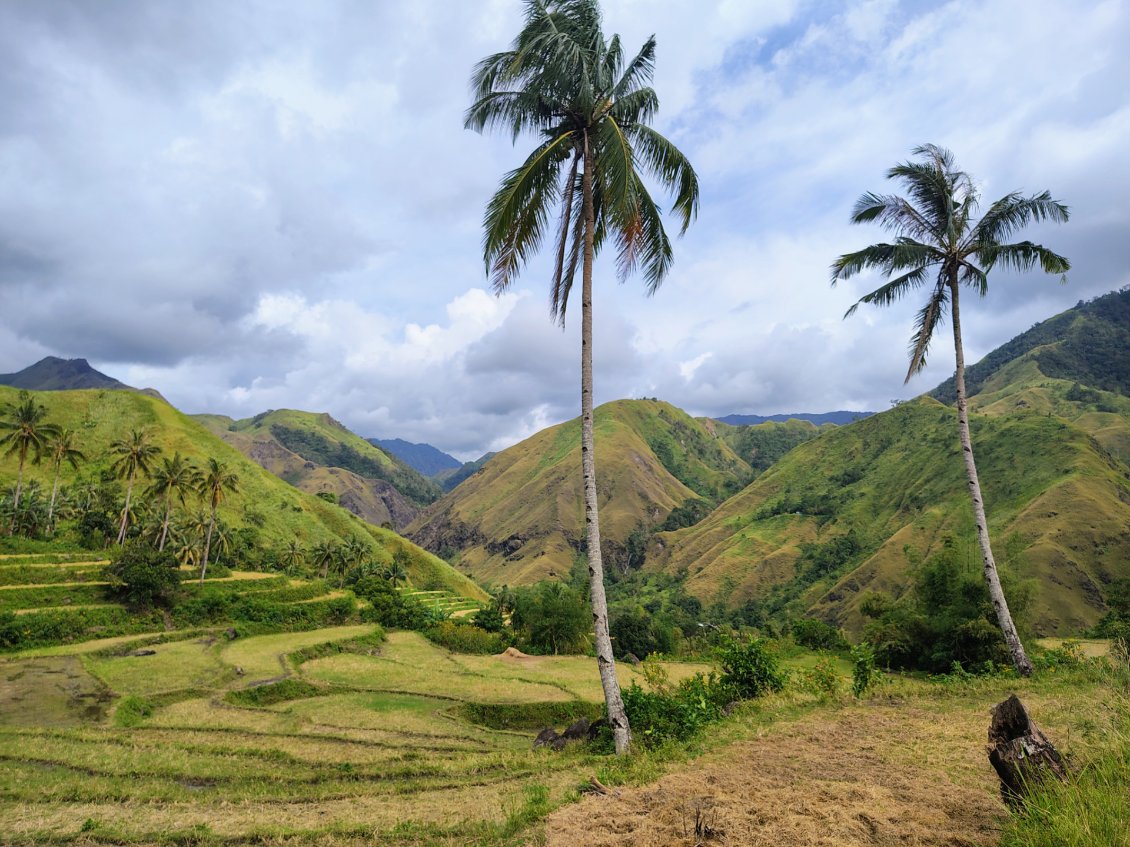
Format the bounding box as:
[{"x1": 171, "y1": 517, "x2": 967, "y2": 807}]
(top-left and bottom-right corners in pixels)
[{"x1": 987, "y1": 694, "x2": 1067, "y2": 806}]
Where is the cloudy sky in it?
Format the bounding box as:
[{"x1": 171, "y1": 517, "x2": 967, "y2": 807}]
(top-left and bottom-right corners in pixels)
[{"x1": 1, "y1": 0, "x2": 1127, "y2": 459}]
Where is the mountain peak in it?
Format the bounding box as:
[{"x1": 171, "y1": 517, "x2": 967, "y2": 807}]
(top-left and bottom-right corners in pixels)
[{"x1": 0, "y1": 356, "x2": 134, "y2": 392}]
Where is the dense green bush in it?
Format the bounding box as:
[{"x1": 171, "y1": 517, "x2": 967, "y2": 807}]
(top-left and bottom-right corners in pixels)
[
  {"x1": 620, "y1": 673, "x2": 728, "y2": 747},
  {"x1": 790, "y1": 617, "x2": 848, "y2": 651},
  {"x1": 860, "y1": 544, "x2": 1030, "y2": 673},
  {"x1": 511, "y1": 582, "x2": 589, "y2": 655},
  {"x1": 424, "y1": 620, "x2": 505, "y2": 654},
  {"x1": 716, "y1": 636, "x2": 788, "y2": 698},
  {"x1": 103, "y1": 542, "x2": 182, "y2": 610},
  {"x1": 352, "y1": 576, "x2": 428, "y2": 629},
  {"x1": 609, "y1": 605, "x2": 678, "y2": 659},
  {"x1": 471, "y1": 598, "x2": 506, "y2": 633}
]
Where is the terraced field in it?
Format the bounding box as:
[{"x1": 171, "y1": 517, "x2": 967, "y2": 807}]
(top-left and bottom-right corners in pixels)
[{"x1": 0, "y1": 549, "x2": 706, "y2": 845}]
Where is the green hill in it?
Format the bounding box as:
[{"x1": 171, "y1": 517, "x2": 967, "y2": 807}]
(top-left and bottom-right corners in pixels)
[
  {"x1": 407, "y1": 399, "x2": 755, "y2": 586},
  {"x1": 649, "y1": 290, "x2": 1130, "y2": 636},
  {"x1": 196, "y1": 411, "x2": 426, "y2": 530},
  {"x1": 0, "y1": 387, "x2": 484, "y2": 602}
]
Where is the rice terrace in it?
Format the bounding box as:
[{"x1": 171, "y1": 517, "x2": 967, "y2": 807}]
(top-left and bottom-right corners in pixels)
[{"x1": 2, "y1": 1, "x2": 1130, "y2": 846}]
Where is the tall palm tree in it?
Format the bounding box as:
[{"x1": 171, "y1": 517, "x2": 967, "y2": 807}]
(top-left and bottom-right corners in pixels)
[
  {"x1": 44, "y1": 429, "x2": 86, "y2": 533},
  {"x1": 197, "y1": 458, "x2": 239, "y2": 584},
  {"x1": 110, "y1": 429, "x2": 161, "y2": 545},
  {"x1": 467, "y1": 0, "x2": 698, "y2": 755},
  {"x1": 831, "y1": 144, "x2": 1069, "y2": 677},
  {"x1": 0, "y1": 391, "x2": 61, "y2": 528},
  {"x1": 147, "y1": 453, "x2": 203, "y2": 552},
  {"x1": 311, "y1": 539, "x2": 338, "y2": 581}
]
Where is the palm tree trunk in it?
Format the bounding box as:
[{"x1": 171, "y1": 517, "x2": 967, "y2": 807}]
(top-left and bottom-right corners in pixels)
[
  {"x1": 158, "y1": 492, "x2": 172, "y2": 552},
  {"x1": 950, "y1": 281, "x2": 1033, "y2": 677},
  {"x1": 200, "y1": 509, "x2": 217, "y2": 585},
  {"x1": 47, "y1": 463, "x2": 61, "y2": 534},
  {"x1": 9, "y1": 451, "x2": 27, "y2": 535},
  {"x1": 117, "y1": 472, "x2": 135, "y2": 546},
  {"x1": 580, "y1": 133, "x2": 632, "y2": 755}
]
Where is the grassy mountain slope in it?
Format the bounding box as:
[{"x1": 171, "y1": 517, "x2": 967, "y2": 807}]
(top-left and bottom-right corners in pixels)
[
  {"x1": 713, "y1": 418, "x2": 826, "y2": 474},
  {"x1": 651, "y1": 290, "x2": 1130, "y2": 635},
  {"x1": 408, "y1": 399, "x2": 754, "y2": 586},
  {"x1": 197, "y1": 413, "x2": 419, "y2": 530},
  {"x1": 0, "y1": 388, "x2": 484, "y2": 601}
]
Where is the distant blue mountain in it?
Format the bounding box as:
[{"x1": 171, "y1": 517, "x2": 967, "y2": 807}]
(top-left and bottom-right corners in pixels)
[
  {"x1": 369, "y1": 438, "x2": 461, "y2": 477},
  {"x1": 715, "y1": 410, "x2": 874, "y2": 427}
]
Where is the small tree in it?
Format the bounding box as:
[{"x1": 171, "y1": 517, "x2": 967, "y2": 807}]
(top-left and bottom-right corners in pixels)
[{"x1": 104, "y1": 541, "x2": 182, "y2": 610}]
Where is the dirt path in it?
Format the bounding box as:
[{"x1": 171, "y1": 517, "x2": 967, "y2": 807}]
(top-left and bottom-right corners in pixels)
[{"x1": 543, "y1": 701, "x2": 1005, "y2": 847}]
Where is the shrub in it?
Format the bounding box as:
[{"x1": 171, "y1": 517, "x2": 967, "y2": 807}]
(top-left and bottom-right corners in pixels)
[
  {"x1": 352, "y1": 577, "x2": 428, "y2": 630},
  {"x1": 425, "y1": 620, "x2": 504, "y2": 654},
  {"x1": 471, "y1": 598, "x2": 506, "y2": 633},
  {"x1": 621, "y1": 672, "x2": 727, "y2": 747},
  {"x1": 511, "y1": 582, "x2": 589, "y2": 655},
  {"x1": 791, "y1": 617, "x2": 848, "y2": 651},
  {"x1": 609, "y1": 606, "x2": 678, "y2": 659},
  {"x1": 851, "y1": 644, "x2": 881, "y2": 698},
  {"x1": 114, "y1": 695, "x2": 154, "y2": 727},
  {"x1": 103, "y1": 542, "x2": 182, "y2": 610},
  {"x1": 800, "y1": 657, "x2": 842, "y2": 700},
  {"x1": 859, "y1": 544, "x2": 1029, "y2": 673},
  {"x1": 716, "y1": 636, "x2": 787, "y2": 699}
]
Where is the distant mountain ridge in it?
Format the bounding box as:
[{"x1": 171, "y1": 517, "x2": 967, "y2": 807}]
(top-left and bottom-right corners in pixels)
[
  {"x1": 0, "y1": 356, "x2": 132, "y2": 391},
  {"x1": 370, "y1": 438, "x2": 461, "y2": 476},
  {"x1": 715, "y1": 410, "x2": 873, "y2": 426}
]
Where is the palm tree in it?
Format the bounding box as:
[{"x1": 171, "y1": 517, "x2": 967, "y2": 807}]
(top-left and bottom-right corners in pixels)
[
  {"x1": 110, "y1": 429, "x2": 161, "y2": 545},
  {"x1": 338, "y1": 537, "x2": 370, "y2": 587},
  {"x1": 147, "y1": 453, "x2": 202, "y2": 552},
  {"x1": 279, "y1": 539, "x2": 306, "y2": 575},
  {"x1": 197, "y1": 458, "x2": 239, "y2": 584},
  {"x1": 0, "y1": 391, "x2": 61, "y2": 529},
  {"x1": 467, "y1": 0, "x2": 698, "y2": 755},
  {"x1": 44, "y1": 429, "x2": 85, "y2": 533},
  {"x1": 831, "y1": 144, "x2": 1069, "y2": 677},
  {"x1": 311, "y1": 539, "x2": 338, "y2": 581}
]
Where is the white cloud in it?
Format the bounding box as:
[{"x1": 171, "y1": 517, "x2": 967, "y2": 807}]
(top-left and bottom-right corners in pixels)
[{"x1": 1, "y1": 0, "x2": 1127, "y2": 458}]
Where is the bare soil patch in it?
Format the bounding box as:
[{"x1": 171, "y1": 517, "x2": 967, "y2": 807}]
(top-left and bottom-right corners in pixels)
[{"x1": 544, "y1": 703, "x2": 1005, "y2": 847}]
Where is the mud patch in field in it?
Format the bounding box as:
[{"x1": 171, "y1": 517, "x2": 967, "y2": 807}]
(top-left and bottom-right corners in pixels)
[
  {"x1": 544, "y1": 705, "x2": 1005, "y2": 847},
  {"x1": 0, "y1": 656, "x2": 113, "y2": 726}
]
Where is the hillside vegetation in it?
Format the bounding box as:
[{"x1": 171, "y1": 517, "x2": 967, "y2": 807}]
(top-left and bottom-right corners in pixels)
[
  {"x1": 409, "y1": 400, "x2": 756, "y2": 586},
  {"x1": 650, "y1": 290, "x2": 1130, "y2": 635},
  {"x1": 0, "y1": 387, "x2": 481, "y2": 601},
  {"x1": 197, "y1": 409, "x2": 442, "y2": 529}
]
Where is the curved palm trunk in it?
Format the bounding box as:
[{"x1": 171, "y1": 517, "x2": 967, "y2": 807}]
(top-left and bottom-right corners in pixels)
[
  {"x1": 580, "y1": 136, "x2": 632, "y2": 755},
  {"x1": 9, "y1": 450, "x2": 28, "y2": 535},
  {"x1": 949, "y1": 281, "x2": 1033, "y2": 677},
  {"x1": 158, "y1": 492, "x2": 173, "y2": 552},
  {"x1": 117, "y1": 471, "x2": 136, "y2": 546},
  {"x1": 199, "y1": 507, "x2": 217, "y2": 585},
  {"x1": 47, "y1": 463, "x2": 62, "y2": 533}
]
